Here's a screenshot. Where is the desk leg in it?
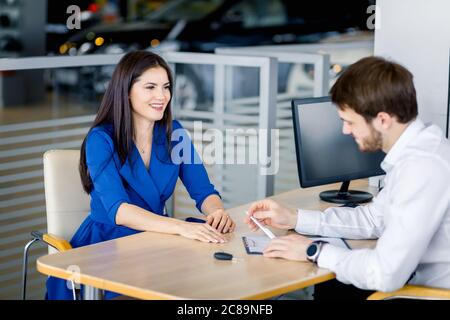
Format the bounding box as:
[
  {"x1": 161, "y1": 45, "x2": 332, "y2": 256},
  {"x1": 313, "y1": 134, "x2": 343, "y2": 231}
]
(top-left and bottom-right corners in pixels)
[{"x1": 83, "y1": 285, "x2": 104, "y2": 300}]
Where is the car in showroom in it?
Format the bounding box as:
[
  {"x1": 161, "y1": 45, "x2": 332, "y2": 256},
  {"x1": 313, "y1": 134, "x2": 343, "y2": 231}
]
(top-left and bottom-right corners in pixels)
[{"x1": 53, "y1": 0, "x2": 375, "y2": 109}]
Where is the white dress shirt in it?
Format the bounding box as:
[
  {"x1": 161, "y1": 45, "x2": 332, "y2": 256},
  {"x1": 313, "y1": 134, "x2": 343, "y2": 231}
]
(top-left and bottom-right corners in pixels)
[{"x1": 295, "y1": 119, "x2": 450, "y2": 292}]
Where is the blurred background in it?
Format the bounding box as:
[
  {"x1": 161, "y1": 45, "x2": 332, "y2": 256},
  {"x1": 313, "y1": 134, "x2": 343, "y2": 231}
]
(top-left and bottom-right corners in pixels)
[
  {"x1": 6, "y1": 0, "x2": 449, "y2": 301},
  {"x1": 0, "y1": 0, "x2": 376, "y2": 300},
  {"x1": 0, "y1": 0, "x2": 375, "y2": 111}
]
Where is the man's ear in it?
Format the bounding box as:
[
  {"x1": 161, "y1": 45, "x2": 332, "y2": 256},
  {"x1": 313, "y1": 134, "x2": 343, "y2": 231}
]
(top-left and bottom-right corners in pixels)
[{"x1": 373, "y1": 112, "x2": 394, "y2": 131}]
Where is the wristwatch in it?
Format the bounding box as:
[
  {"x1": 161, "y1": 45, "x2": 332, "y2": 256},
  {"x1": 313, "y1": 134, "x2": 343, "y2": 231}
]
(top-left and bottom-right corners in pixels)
[{"x1": 306, "y1": 240, "x2": 328, "y2": 263}]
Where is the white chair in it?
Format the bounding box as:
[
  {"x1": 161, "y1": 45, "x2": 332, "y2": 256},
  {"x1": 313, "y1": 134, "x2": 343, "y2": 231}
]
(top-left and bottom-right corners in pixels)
[{"x1": 22, "y1": 149, "x2": 90, "y2": 300}]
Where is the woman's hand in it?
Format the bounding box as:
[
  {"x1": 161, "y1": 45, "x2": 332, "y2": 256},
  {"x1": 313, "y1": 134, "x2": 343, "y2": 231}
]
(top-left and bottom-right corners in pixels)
[
  {"x1": 177, "y1": 221, "x2": 228, "y2": 243},
  {"x1": 206, "y1": 209, "x2": 235, "y2": 233}
]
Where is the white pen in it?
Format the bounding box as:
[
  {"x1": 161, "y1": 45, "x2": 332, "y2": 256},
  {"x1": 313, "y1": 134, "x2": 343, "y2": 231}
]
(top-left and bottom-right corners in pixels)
[{"x1": 246, "y1": 211, "x2": 276, "y2": 239}]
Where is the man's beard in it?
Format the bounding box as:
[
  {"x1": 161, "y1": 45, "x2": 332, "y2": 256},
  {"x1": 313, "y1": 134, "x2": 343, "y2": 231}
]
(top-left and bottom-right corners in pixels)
[{"x1": 358, "y1": 125, "x2": 383, "y2": 152}]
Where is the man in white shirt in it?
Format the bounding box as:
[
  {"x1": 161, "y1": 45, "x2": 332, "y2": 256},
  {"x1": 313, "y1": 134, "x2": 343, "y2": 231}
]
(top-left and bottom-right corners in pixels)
[{"x1": 245, "y1": 56, "x2": 450, "y2": 295}]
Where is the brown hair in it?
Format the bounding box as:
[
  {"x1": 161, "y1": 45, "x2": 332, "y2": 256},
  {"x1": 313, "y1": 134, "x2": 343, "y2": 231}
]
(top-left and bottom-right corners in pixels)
[
  {"x1": 330, "y1": 56, "x2": 418, "y2": 123},
  {"x1": 79, "y1": 50, "x2": 173, "y2": 193}
]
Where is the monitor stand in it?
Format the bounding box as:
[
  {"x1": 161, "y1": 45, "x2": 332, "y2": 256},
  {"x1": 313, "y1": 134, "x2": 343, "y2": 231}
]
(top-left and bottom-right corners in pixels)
[{"x1": 319, "y1": 180, "x2": 373, "y2": 204}]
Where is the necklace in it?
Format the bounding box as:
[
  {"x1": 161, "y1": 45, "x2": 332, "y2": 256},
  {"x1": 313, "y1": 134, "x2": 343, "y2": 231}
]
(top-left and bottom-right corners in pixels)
[
  {"x1": 138, "y1": 143, "x2": 150, "y2": 155},
  {"x1": 136, "y1": 137, "x2": 151, "y2": 155}
]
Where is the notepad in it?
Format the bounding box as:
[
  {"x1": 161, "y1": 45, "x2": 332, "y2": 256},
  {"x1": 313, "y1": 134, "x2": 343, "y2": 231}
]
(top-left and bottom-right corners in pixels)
[
  {"x1": 242, "y1": 235, "x2": 271, "y2": 255},
  {"x1": 242, "y1": 235, "x2": 351, "y2": 255}
]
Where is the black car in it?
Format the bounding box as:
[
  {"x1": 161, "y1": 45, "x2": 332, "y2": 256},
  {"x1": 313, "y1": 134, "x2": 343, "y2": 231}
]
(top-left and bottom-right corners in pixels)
[
  {"x1": 54, "y1": 0, "x2": 374, "y2": 108},
  {"x1": 60, "y1": 0, "x2": 373, "y2": 55}
]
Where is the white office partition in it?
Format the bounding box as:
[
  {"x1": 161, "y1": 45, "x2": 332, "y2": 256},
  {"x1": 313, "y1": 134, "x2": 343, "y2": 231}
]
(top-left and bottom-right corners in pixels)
[
  {"x1": 163, "y1": 52, "x2": 278, "y2": 209},
  {"x1": 216, "y1": 47, "x2": 330, "y2": 97},
  {"x1": 216, "y1": 41, "x2": 374, "y2": 194},
  {"x1": 216, "y1": 47, "x2": 330, "y2": 195},
  {"x1": 0, "y1": 51, "x2": 277, "y2": 299}
]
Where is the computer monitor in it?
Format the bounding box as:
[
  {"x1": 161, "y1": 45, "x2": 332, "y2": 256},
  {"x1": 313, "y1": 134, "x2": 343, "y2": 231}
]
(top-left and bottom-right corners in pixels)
[{"x1": 291, "y1": 96, "x2": 385, "y2": 204}]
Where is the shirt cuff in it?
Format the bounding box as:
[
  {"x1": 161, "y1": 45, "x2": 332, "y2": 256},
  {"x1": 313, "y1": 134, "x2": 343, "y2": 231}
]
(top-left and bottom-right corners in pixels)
[
  {"x1": 295, "y1": 209, "x2": 322, "y2": 235},
  {"x1": 317, "y1": 244, "x2": 350, "y2": 270}
]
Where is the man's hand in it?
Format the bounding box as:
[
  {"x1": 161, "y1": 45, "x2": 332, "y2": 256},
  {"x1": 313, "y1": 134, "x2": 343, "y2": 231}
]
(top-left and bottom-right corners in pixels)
[
  {"x1": 206, "y1": 209, "x2": 235, "y2": 233},
  {"x1": 263, "y1": 234, "x2": 314, "y2": 261},
  {"x1": 244, "y1": 199, "x2": 298, "y2": 231}
]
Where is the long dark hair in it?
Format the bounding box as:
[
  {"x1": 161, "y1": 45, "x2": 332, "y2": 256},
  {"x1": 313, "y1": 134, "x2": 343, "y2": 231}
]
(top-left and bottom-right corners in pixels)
[{"x1": 79, "y1": 50, "x2": 174, "y2": 193}]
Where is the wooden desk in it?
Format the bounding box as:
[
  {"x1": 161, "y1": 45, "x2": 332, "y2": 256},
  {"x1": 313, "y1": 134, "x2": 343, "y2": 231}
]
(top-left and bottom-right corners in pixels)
[{"x1": 37, "y1": 180, "x2": 377, "y2": 300}]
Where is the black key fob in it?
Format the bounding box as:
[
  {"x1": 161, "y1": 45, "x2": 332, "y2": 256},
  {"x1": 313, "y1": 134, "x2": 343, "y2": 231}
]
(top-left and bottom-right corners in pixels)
[
  {"x1": 214, "y1": 252, "x2": 233, "y2": 261},
  {"x1": 185, "y1": 217, "x2": 206, "y2": 223}
]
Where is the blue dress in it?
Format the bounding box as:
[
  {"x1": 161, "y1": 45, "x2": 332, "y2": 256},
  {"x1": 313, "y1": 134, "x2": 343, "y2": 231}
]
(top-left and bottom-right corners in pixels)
[{"x1": 46, "y1": 120, "x2": 219, "y2": 299}]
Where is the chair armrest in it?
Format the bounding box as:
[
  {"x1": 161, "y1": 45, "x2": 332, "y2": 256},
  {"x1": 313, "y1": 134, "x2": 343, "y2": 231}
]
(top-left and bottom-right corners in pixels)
[
  {"x1": 367, "y1": 285, "x2": 450, "y2": 300},
  {"x1": 31, "y1": 231, "x2": 72, "y2": 252},
  {"x1": 43, "y1": 233, "x2": 72, "y2": 252}
]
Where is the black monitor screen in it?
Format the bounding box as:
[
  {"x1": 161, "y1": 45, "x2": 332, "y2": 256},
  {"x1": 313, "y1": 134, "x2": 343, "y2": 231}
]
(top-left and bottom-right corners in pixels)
[{"x1": 292, "y1": 97, "x2": 385, "y2": 188}]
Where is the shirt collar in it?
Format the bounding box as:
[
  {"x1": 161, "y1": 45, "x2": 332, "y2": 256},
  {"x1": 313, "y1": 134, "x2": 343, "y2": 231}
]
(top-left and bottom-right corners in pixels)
[{"x1": 381, "y1": 118, "x2": 425, "y2": 172}]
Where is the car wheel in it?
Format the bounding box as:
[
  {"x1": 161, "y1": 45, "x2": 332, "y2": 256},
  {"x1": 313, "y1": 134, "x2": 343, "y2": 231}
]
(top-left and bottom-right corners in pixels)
[
  {"x1": 175, "y1": 73, "x2": 198, "y2": 110},
  {"x1": 286, "y1": 64, "x2": 315, "y2": 96},
  {"x1": 174, "y1": 66, "x2": 207, "y2": 111}
]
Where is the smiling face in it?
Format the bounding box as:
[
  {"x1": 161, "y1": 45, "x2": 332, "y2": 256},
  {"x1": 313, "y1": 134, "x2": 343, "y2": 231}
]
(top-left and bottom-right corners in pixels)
[
  {"x1": 337, "y1": 106, "x2": 382, "y2": 152},
  {"x1": 129, "y1": 66, "x2": 171, "y2": 124}
]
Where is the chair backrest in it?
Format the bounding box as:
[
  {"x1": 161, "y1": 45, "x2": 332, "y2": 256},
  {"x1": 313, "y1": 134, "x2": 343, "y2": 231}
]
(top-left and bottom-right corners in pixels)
[{"x1": 43, "y1": 150, "x2": 90, "y2": 253}]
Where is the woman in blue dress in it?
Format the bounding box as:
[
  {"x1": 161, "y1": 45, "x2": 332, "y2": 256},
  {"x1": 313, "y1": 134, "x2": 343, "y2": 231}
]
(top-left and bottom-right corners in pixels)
[{"x1": 46, "y1": 51, "x2": 235, "y2": 299}]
